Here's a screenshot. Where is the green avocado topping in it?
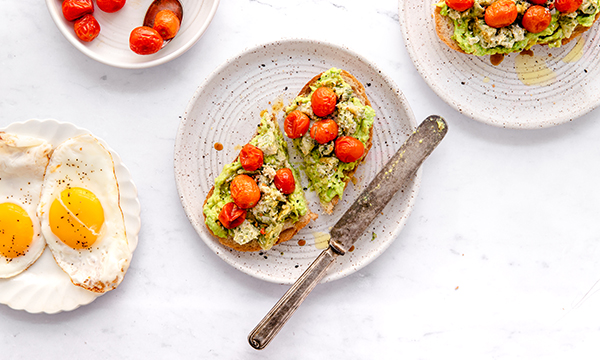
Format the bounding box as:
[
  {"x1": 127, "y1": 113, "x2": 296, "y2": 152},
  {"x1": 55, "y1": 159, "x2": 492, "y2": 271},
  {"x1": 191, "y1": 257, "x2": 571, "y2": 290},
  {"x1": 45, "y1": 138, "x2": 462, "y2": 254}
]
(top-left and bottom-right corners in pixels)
[
  {"x1": 203, "y1": 112, "x2": 309, "y2": 251},
  {"x1": 438, "y1": 0, "x2": 600, "y2": 56},
  {"x1": 286, "y1": 68, "x2": 376, "y2": 205}
]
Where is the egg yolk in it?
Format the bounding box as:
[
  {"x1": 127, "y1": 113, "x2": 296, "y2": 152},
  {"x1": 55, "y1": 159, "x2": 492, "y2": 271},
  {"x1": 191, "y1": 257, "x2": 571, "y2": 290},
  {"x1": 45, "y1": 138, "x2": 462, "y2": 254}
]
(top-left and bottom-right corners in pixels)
[
  {"x1": 0, "y1": 203, "x2": 34, "y2": 259},
  {"x1": 49, "y1": 187, "x2": 105, "y2": 249}
]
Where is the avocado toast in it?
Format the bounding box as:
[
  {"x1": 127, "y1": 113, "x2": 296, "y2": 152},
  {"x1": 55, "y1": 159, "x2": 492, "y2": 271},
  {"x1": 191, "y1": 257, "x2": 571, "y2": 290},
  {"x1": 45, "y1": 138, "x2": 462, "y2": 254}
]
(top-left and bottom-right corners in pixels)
[
  {"x1": 435, "y1": 0, "x2": 600, "y2": 56},
  {"x1": 284, "y1": 68, "x2": 376, "y2": 214},
  {"x1": 203, "y1": 111, "x2": 317, "y2": 252}
]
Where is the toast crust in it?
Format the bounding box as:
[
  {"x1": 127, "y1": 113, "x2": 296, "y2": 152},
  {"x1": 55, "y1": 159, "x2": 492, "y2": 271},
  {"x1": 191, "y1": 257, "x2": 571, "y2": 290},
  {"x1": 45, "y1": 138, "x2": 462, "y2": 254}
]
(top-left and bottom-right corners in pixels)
[
  {"x1": 297, "y1": 70, "x2": 374, "y2": 214},
  {"x1": 434, "y1": 4, "x2": 600, "y2": 54}
]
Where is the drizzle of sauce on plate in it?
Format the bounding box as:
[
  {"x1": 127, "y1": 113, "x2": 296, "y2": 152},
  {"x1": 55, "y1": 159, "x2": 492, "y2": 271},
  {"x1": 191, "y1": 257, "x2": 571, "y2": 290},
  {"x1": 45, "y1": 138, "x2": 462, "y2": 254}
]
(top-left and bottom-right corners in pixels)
[
  {"x1": 490, "y1": 54, "x2": 505, "y2": 66},
  {"x1": 312, "y1": 232, "x2": 330, "y2": 249},
  {"x1": 515, "y1": 50, "x2": 556, "y2": 86},
  {"x1": 562, "y1": 36, "x2": 585, "y2": 63},
  {"x1": 214, "y1": 142, "x2": 223, "y2": 151}
]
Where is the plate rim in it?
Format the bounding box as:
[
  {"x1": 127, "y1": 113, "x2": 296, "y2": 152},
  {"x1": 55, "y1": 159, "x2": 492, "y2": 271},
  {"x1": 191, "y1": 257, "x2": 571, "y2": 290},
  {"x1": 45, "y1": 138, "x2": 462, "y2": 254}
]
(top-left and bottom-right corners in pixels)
[{"x1": 174, "y1": 38, "x2": 421, "y2": 284}]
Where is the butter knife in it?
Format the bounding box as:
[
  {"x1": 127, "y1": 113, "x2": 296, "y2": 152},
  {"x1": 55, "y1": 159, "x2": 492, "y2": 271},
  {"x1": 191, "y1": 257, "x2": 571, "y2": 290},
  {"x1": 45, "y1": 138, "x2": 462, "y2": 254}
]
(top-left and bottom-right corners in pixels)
[{"x1": 248, "y1": 115, "x2": 448, "y2": 350}]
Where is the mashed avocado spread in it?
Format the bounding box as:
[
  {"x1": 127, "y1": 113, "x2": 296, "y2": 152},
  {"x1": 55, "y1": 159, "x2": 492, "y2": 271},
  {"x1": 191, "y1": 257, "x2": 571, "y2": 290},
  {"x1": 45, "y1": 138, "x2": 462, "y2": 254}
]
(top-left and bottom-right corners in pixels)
[
  {"x1": 285, "y1": 68, "x2": 376, "y2": 205},
  {"x1": 438, "y1": 0, "x2": 600, "y2": 56},
  {"x1": 203, "y1": 112, "x2": 308, "y2": 250}
]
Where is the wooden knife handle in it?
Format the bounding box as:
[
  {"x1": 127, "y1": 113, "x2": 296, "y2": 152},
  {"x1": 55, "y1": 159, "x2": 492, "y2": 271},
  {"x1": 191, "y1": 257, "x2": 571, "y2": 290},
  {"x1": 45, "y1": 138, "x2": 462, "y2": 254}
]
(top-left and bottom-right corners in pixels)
[{"x1": 248, "y1": 247, "x2": 339, "y2": 350}]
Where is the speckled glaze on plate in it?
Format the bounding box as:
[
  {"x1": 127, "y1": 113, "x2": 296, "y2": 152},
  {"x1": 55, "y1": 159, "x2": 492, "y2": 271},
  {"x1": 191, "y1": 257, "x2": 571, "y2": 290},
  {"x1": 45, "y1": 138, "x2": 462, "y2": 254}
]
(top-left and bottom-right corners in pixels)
[
  {"x1": 174, "y1": 39, "x2": 420, "y2": 285},
  {"x1": 399, "y1": 0, "x2": 600, "y2": 129},
  {"x1": 0, "y1": 119, "x2": 141, "y2": 314},
  {"x1": 46, "y1": 0, "x2": 219, "y2": 69}
]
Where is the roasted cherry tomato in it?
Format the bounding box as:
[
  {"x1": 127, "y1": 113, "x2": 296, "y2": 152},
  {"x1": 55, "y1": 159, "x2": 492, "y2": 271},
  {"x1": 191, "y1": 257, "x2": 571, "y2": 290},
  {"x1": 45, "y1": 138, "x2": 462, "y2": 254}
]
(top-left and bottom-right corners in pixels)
[
  {"x1": 310, "y1": 119, "x2": 339, "y2": 144},
  {"x1": 239, "y1": 144, "x2": 264, "y2": 172},
  {"x1": 274, "y1": 168, "x2": 296, "y2": 195},
  {"x1": 445, "y1": 0, "x2": 474, "y2": 12},
  {"x1": 73, "y1": 14, "x2": 100, "y2": 42},
  {"x1": 218, "y1": 202, "x2": 246, "y2": 229},
  {"x1": 484, "y1": 0, "x2": 518, "y2": 28},
  {"x1": 129, "y1": 26, "x2": 164, "y2": 55},
  {"x1": 96, "y1": 0, "x2": 126, "y2": 13},
  {"x1": 311, "y1": 87, "x2": 337, "y2": 117},
  {"x1": 230, "y1": 174, "x2": 261, "y2": 209},
  {"x1": 522, "y1": 5, "x2": 552, "y2": 33},
  {"x1": 153, "y1": 9, "x2": 181, "y2": 40},
  {"x1": 284, "y1": 110, "x2": 310, "y2": 139},
  {"x1": 62, "y1": 0, "x2": 94, "y2": 22},
  {"x1": 554, "y1": 0, "x2": 582, "y2": 13},
  {"x1": 335, "y1": 136, "x2": 365, "y2": 163}
]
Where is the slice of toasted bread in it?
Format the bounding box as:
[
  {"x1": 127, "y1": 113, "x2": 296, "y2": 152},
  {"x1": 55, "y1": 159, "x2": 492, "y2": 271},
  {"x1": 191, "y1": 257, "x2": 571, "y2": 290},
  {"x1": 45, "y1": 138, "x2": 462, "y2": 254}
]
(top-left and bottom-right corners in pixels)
[
  {"x1": 434, "y1": 4, "x2": 600, "y2": 54},
  {"x1": 290, "y1": 69, "x2": 374, "y2": 214},
  {"x1": 203, "y1": 112, "x2": 317, "y2": 252}
]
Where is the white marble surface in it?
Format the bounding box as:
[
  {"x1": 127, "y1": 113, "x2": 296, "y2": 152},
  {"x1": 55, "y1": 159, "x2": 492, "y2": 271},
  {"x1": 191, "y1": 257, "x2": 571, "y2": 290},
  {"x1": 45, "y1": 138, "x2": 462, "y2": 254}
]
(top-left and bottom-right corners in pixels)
[{"x1": 2, "y1": 0, "x2": 600, "y2": 358}]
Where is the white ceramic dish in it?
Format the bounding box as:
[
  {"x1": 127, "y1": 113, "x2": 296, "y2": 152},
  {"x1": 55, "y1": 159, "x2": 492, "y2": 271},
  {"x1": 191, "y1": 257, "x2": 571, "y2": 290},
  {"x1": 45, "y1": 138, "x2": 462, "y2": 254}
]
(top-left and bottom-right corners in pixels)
[
  {"x1": 399, "y1": 0, "x2": 600, "y2": 129},
  {"x1": 0, "y1": 119, "x2": 141, "y2": 314},
  {"x1": 174, "y1": 39, "x2": 420, "y2": 285},
  {"x1": 46, "y1": 0, "x2": 220, "y2": 69}
]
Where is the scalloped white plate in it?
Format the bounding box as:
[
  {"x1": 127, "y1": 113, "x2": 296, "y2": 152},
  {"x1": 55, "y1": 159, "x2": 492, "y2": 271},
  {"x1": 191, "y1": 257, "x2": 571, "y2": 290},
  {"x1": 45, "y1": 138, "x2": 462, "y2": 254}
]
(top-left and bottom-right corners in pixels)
[
  {"x1": 174, "y1": 39, "x2": 420, "y2": 285},
  {"x1": 0, "y1": 119, "x2": 141, "y2": 314},
  {"x1": 399, "y1": 0, "x2": 600, "y2": 129},
  {"x1": 46, "y1": 0, "x2": 220, "y2": 69}
]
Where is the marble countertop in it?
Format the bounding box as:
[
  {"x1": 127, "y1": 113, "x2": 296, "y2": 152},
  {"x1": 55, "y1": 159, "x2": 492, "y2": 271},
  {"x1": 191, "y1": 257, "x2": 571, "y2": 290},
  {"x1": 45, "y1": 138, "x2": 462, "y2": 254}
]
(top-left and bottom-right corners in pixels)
[{"x1": 2, "y1": 0, "x2": 600, "y2": 358}]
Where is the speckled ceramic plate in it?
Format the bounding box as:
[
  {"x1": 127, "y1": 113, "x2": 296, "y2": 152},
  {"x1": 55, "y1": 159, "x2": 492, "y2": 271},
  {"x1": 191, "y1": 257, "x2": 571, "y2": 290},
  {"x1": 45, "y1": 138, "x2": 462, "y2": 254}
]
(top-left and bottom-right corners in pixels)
[
  {"x1": 399, "y1": 0, "x2": 600, "y2": 129},
  {"x1": 174, "y1": 39, "x2": 420, "y2": 285},
  {"x1": 0, "y1": 119, "x2": 141, "y2": 314},
  {"x1": 46, "y1": 0, "x2": 219, "y2": 69}
]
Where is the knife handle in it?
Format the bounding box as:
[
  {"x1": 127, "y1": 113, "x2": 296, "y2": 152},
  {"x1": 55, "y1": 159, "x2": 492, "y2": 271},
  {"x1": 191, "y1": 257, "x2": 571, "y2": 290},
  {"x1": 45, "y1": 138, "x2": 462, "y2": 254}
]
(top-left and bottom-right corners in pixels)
[{"x1": 248, "y1": 247, "x2": 339, "y2": 350}]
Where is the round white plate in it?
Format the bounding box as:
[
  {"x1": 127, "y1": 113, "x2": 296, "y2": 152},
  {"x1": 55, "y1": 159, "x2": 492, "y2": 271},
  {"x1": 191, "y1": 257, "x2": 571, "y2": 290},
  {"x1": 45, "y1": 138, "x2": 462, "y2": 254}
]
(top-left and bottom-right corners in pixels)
[
  {"x1": 174, "y1": 39, "x2": 420, "y2": 285},
  {"x1": 46, "y1": 0, "x2": 220, "y2": 69},
  {"x1": 0, "y1": 119, "x2": 141, "y2": 314},
  {"x1": 399, "y1": 0, "x2": 600, "y2": 129}
]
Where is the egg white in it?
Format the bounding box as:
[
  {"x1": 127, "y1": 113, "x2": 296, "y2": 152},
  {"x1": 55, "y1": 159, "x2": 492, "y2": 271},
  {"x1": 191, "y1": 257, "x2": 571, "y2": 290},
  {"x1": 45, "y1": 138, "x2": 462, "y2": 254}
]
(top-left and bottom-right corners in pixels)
[
  {"x1": 37, "y1": 134, "x2": 131, "y2": 293},
  {"x1": 0, "y1": 133, "x2": 51, "y2": 278}
]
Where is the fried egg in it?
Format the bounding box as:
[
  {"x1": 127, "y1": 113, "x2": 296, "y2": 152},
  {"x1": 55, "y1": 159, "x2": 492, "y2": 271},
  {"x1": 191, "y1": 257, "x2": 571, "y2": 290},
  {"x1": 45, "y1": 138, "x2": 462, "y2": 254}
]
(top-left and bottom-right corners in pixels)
[
  {"x1": 0, "y1": 133, "x2": 52, "y2": 278},
  {"x1": 37, "y1": 134, "x2": 131, "y2": 293}
]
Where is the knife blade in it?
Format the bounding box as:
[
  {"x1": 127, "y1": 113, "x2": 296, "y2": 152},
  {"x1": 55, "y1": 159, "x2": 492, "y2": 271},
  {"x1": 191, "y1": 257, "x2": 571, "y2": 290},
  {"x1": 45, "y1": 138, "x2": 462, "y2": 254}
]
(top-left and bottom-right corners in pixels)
[{"x1": 248, "y1": 115, "x2": 448, "y2": 350}]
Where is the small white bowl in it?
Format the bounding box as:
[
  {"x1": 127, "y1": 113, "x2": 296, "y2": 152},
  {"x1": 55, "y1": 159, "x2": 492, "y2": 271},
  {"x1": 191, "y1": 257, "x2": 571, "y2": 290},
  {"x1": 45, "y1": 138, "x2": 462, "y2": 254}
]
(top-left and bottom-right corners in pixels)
[{"x1": 46, "y1": 0, "x2": 220, "y2": 69}]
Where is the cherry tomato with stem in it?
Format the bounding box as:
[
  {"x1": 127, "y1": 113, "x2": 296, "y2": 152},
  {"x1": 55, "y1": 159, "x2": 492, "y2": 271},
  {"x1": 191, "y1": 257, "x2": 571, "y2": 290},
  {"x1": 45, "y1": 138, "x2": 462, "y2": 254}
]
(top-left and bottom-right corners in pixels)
[
  {"x1": 218, "y1": 202, "x2": 246, "y2": 229},
  {"x1": 129, "y1": 26, "x2": 164, "y2": 55},
  {"x1": 445, "y1": 0, "x2": 474, "y2": 12},
  {"x1": 484, "y1": 0, "x2": 518, "y2": 28},
  {"x1": 311, "y1": 87, "x2": 337, "y2": 117},
  {"x1": 310, "y1": 119, "x2": 339, "y2": 144},
  {"x1": 96, "y1": 0, "x2": 126, "y2": 13},
  {"x1": 230, "y1": 175, "x2": 261, "y2": 209},
  {"x1": 335, "y1": 136, "x2": 365, "y2": 163},
  {"x1": 239, "y1": 144, "x2": 264, "y2": 172},
  {"x1": 274, "y1": 168, "x2": 296, "y2": 195},
  {"x1": 153, "y1": 9, "x2": 181, "y2": 40},
  {"x1": 62, "y1": 0, "x2": 94, "y2": 22},
  {"x1": 554, "y1": 0, "x2": 582, "y2": 13},
  {"x1": 522, "y1": 5, "x2": 552, "y2": 33},
  {"x1": 74, "y1": 14, "x2": 100, "y2": 42},
  {"x1": 284, "y1": 110, "x2": 310, "y2": 139}
]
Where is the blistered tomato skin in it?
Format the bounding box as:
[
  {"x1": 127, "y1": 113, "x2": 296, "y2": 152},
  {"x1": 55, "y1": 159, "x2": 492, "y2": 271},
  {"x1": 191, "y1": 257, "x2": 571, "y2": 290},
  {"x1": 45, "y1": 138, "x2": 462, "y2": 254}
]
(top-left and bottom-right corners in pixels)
[
  {"x1": 129, "y1": 26, "x2": 164, "y2": 55},
  {"x1": 555, "y1": 0, "x2": 583, "y2": 13},
  {"x1": 96, "y1": 0, "x2": 126, "y2": 13},
  {"x1": 230, "y1": 175, "x2": 261, "y2": 209},
  {"x1": 311, "y1": 87, "x2": 337, "y2": 117},
  {"x1": 522, "y1": 6, "x2": 552, "y2": 33},
  {"x1": 153, "y1": 10, "x2": 181, "y2": 40},
  {"x1": 310, "y1": 119, "x2": 339, "y2": 144},
  {"x1": 445, "y1": 0, "x2": 474, "y2": 12},
  {"x1": 284, "y1": 110, "x2": 310, "y2": 139},
  {"x1": 62, "y1": 0, "x2": 94, "y2": 22},
  {"x1": 74, "y1": 14, "x2": 100, "y2": 42},
  {"x1": 239, "y1": 144, "x2": 264, "y2": 172},
  {"x1": 274, "y1": 168, "x2": 296, "y2": 195},
  {"x1": 335, "y1": 136, "x2": 365, "y2": 163},
  {"x1": 484, "y1": 0, "x2": 518, "y2": 28},
  {"x1": 218, "y1": 202, "x2": 246, "y2": 229}
]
